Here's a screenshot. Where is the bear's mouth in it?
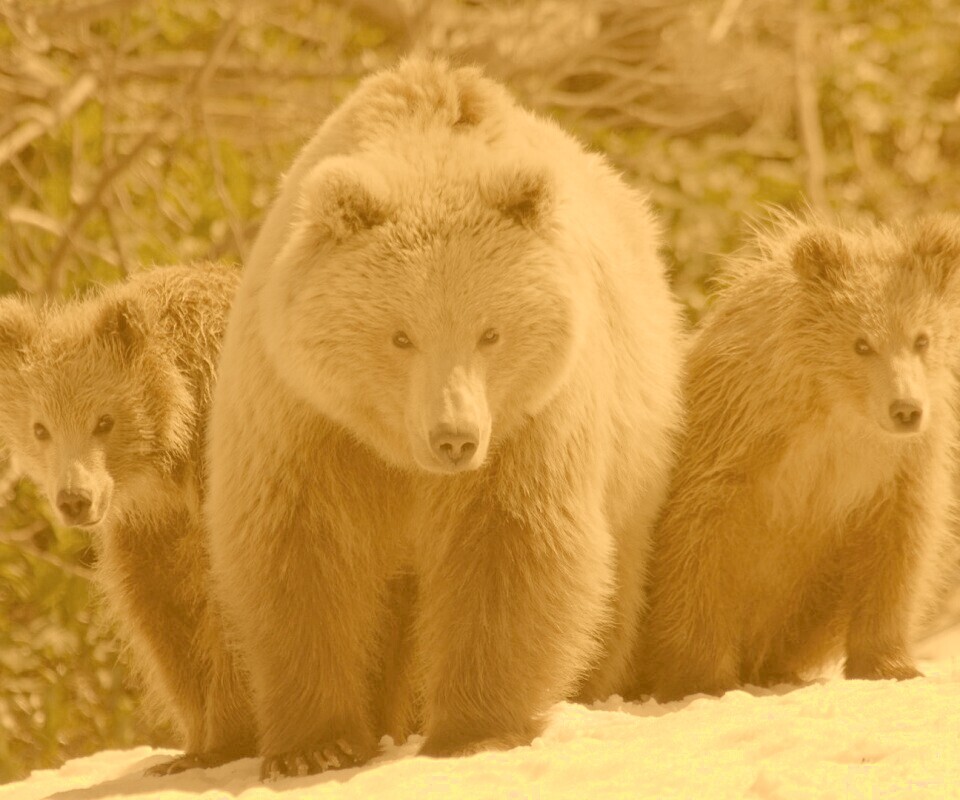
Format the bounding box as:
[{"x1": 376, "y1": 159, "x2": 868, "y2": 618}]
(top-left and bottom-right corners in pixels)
[
  {"x1": 59, "y1": 514, "x2": 105, "y2": 532},
  {"x1": 415, "y1": 454, "x2": 486, "y2": 475},
  {"x1": 54, "y1": 503, "x2": 107, "y2": 530}
]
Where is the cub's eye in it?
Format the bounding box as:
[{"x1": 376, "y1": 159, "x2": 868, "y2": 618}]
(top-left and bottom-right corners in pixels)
[
  {"x1": 914, "y1": 333, "x2": 929, "y2": 351},
  {"x1": 392, "y1": 331, "x2": 414, "y2": 349},
  {"x1": 94, "y1": 415, "x2": 115, "y2": 435},
  {"x1": 479, "y1": 328, "x2": 500, "y2": 346},
  {"x1": 854, "y1": 338, "x2": 873, "y2": 356},
  {"x1": 33, "y1": 423, "x2": 50, "y2": 441}
]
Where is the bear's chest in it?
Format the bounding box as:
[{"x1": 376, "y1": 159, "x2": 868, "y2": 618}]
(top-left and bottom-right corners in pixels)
[{"x1": 760, "y1": 415, "x2": 900, "y2": 536}]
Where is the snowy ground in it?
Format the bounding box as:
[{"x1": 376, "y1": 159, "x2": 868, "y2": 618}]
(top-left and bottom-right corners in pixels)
[{"x1": 5, "y1": 625, "x2": 959, "y2": 800}]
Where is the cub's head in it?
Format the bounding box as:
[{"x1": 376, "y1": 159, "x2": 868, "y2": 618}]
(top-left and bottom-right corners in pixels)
[
  {"x1": 261, "y1": 153, "x2": 587, "y2": 474},
  {"x1": 0, "y1": 294, "x2": 192, "y2": 529},
  {"x1": 791, "y1": 216, "x2": 960, "y2": 437}
]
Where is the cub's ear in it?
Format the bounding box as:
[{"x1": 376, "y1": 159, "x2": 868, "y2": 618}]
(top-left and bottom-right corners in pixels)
[
  {"x1": 791, "y1": 228, "x2": 852, "y2": 284},
  {"x1": 907, "y1": 215, "x2": 960, "y2": 292},
  {"x1": 96, "y1": 296, "x2": 149, "y2": 359},
  {"x1": 0, "y1": 297, "x2": 36, "y2": 366},
  {"x1": 298, "y1": 158, "x2": 391, "y2": 244},
  {"x1": 482, "y1": 164, "x2": 554, "y2": 230}
]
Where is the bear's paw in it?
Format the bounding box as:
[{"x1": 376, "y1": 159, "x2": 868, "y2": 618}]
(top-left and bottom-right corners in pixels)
[{"x1": 260, "y1": 737, "x2": 374, "y2": 781}]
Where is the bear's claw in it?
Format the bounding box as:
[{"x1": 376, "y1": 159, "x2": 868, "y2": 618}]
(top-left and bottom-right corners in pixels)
[
  {"x1": 845, "y1": 657, "x2": 923, "y2": 682},
  {"x1": 144, "y1": 749, "x2": 239, "y2": 776},
  {"x1": 260, "y1": 738, "x2": 367, "y2": 781}
]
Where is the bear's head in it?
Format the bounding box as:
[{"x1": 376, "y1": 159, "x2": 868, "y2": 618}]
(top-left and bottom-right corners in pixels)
[
  {"x1": 0, "y1": 293, "x2": 193, "y2": 529},
  {"x1": 791, "y1": 216, "x2": 960, "y2": 437},
  {"x1": 260, "y1": 153, "x2": 588, "y2": 474}
]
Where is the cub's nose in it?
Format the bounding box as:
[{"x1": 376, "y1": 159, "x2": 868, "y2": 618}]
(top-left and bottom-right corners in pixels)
[
  {"x1": 57, "y1": 489, "x2": 92, "y2": 524},
  {"x1": 429, "y1": 424, "x2": 479, "y2": 467},
  {"x1": 889, "y1": 399, "x2": 923, "y2": 432}
]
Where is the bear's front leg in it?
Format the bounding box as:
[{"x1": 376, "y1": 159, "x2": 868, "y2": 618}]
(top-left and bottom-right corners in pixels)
[
  {"x1": 207, "y1": 405, "x2": 396, "y2": 780},
  {"x1": 142, "y1": 600, "x2": 256, "y2": 776},
  {"x1": 229, "y1": 506, "x2": 387, "y2": 779},
  {"x1": 842, "y1": 487, "x2": 932, "y2": 682},
  {"x1": 416, "y1": 457, "x2": 614, "y2": 757},
  {"x1": 245, "y1": 505, "x2": 389, "y2": 779},
  {"x1": 638, "y1": 489, "x2": 744, "y2": 702},
  {"x1": 99, "y1": 514, "x2": 216, "y2": 775}
]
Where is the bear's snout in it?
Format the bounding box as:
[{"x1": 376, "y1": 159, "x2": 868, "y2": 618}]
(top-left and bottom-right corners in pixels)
[
  {"x1": 429, "y1": 423, "x2": 480, "y2": 470},
  {"x1": 411, "y1": 361, "x2": 490, "y2": 473},
  {"x1": 57, "y1": 488, "x2": 93, "y2": 526},
  {"x1": 888, "y1": 399, "x2": 924, "y2": 433}
]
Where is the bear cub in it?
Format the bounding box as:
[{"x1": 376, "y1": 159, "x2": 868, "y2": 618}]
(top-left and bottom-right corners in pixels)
[
  {"x1": 638, "y1": 215, "x2": 960, "y2": 702},
  {"x1": 0, "y1": 263, "x2": 255, "y2": 774}
]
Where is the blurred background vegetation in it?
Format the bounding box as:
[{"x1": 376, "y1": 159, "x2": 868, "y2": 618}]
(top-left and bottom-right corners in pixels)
[{"x1": 1, "y1": 0, "x2": 958, "y2": 784}]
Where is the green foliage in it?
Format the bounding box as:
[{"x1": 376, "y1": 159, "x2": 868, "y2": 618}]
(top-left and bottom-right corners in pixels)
[
  {"x1": 0, "y1": 483, "x2": 170, "y2": 784},
  {"x1": 597, "y1": 127, "x2": 805, "y2": 318},
  {"x1": 1, "y1": 0, "x2": 958, "y2": 785}
]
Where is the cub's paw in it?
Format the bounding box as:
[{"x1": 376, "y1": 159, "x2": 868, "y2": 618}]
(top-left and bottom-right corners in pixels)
[
  {"x1": 653, "y1": 677, "x2": 734, "y2": 703},
  {"x1": 260, "y1": 739, "x2": 372, "y2": 781},
  {"x1": 420, "y1": 728, "x2": 533, "y2": 758},
  {"x1": 144, "y1": 749, "x2": 239, "y2": 776},
  {"x1": 753, "y1": 670, "x2": 803, "y2": 689},
  {"x1": 844, "y1": 656, "x2": 923, "y2": 682}
]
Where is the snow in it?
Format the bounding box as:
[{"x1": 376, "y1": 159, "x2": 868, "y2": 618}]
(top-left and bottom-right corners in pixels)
[{"x1": 5, "y1": 629, "x2": 959, "y2": 800}]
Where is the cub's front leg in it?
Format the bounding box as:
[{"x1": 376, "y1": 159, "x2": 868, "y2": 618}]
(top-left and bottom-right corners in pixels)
[
  {"x1": 842, "y1": 483, "x2": 938, "y2": 682},
  {"x1": 117, "y1": 513, "x2": 257, "y2": 777},
  {"x1": 416, "y1": 429, "x2": 614, "y2": 757},
  {"x1": 99, "y1": 512, "x2": 214, "y2": 774}
]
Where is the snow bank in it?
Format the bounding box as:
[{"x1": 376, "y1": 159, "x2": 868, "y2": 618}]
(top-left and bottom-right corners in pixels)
[{"x1": 6, "y1": 639, "x2": 959, "y2": 800}]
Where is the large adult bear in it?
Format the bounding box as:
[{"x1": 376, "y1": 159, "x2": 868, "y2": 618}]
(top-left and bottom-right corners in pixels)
[{"x1": 206, "y1": 57, "x2": 683, "y2": 779}]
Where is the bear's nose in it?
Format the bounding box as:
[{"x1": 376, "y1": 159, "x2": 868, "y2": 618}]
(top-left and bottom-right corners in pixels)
[
  {"x1": 429, "y1": 424, "x2": 479, "y2": 466},
  {"x1": 889, "y1": 399, "x2": 923, "y2": 431},
  {"x1": 57, "y1": 489, "x2": 92, "y2": 524}
]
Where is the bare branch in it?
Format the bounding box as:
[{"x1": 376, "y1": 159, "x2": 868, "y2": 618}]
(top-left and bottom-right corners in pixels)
[
  {"x1": 794, "y1": 7, "x2": 828, "y2": 212},
  {"x1": 709, "y1": 0, "x2": 746, "y2": 42},
  {"x1": 42, "y1": 13, "x2": 244, "y2": 295},
  {"x1": 202, "y1": 109, "x2": 247, "y2": 263},
  {"x1": 101, "y1": 205, "x2": 128, "y2": 277},
  {"x1": 0, "y1": 72, "x2": 98, "y2": 169},
  {"x1": 21, "y1": 0, "x2": 146, "y2": 24},
  {"x1": 345, "y1": 0, "x2": 427, "y2": 48}
]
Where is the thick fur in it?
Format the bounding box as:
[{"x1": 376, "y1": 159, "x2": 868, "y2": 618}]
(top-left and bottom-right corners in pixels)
[
  {"x1": 0, "y1": 264, "x2": 255, "y2": 772},
  {"x1": 206, "y1": 57, "x2": 683, "y2": 778},
  {"x1": 637, "y1": 215, "x2": 960, "y2": 702}
]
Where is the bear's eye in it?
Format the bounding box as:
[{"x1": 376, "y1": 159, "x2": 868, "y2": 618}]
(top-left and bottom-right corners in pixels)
[
  {"x1": 392, "y1": 331, "x2": 414, "y2": 349},
  {"x1": 479, "y1": 328, "x2": 500, "y2": 346},
  {"x1": 914, "y1": 333, "x2": 929, "y2": 351},
  {"x1": 854, "y1": 338, "x2": 873, "y2": 356},
  {"x1": 33, "y1": 422, "x2": 50, "y2": 441},
  {"x1": 94, "y1": 415, "x2": 115, "y2": 435}
]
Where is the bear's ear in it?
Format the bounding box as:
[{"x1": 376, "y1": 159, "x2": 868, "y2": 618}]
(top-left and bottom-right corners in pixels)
[
  {"x1": 453, "y1": 80, "x2": 486, "y2": 127},
  {"x1": 791, "y1": 229, "x2": 852, "y2": 284},
  {"x1": 907, "y1": 215, "x2": 960, "y2": 292},
  {"x1": 451, "y1": 66, "x2": 491, "y2": 127},
  {"x1": 0, "y1": 297, "x2": 36, "y2": 367},
  {"x1": 96, "y1": 296, "x2": 149, "y2": 359},
  {"x1": 482, "y1": 164, "x2": 554, "y2": 230},
  {"x1": 298, "y1": 160, "x2": 391, "y2": 244}
]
